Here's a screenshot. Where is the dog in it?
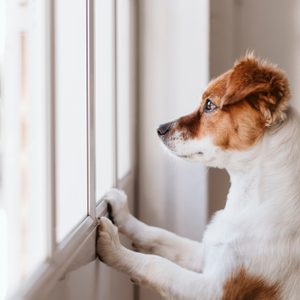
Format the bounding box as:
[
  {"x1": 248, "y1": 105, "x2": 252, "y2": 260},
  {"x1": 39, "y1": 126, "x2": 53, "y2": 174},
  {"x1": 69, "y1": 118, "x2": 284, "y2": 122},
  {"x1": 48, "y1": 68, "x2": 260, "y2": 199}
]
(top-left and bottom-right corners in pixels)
[{"x1": 97, "y1": 54, "x2": 300, "y2": 299}]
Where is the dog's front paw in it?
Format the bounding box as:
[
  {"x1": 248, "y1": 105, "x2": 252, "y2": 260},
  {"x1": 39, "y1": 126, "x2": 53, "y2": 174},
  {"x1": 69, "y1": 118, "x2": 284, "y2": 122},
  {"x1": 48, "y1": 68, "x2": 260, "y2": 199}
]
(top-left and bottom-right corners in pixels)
[
  {"x1": 103, "y1": 188, "x2": 130, "y2": 227},
  {"x1": 97, "y1": 217, "x2": 124, "y2": 267}
]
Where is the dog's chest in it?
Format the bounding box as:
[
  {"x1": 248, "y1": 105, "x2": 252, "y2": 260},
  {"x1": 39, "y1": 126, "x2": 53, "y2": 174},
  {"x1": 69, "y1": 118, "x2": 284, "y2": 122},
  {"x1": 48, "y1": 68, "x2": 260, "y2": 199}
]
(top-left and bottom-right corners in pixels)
[
  {"x1": 201, "y1": 209, "x2": 257, "y2": 272},
  {"x1": 203, "y1": 209, "x2": 251, "y2": 243}
]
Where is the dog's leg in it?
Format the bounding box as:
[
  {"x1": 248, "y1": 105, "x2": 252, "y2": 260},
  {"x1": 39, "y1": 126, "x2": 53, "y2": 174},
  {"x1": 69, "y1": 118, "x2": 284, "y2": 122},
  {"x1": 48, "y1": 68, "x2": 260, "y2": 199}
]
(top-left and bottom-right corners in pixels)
[
  {"x1": 97, "y1": 217, "x2": 218, "y2": 300},
  {"x1": 103, "y1": 189, "x2": 203, "y2": 272}
]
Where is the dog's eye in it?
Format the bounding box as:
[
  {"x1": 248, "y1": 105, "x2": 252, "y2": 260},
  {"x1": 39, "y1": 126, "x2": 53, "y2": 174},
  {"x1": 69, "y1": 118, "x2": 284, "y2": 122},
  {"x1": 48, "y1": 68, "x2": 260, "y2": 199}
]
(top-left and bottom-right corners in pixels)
[{"x1": 204, "y1": 99, "x2": 217, "y2": 113}]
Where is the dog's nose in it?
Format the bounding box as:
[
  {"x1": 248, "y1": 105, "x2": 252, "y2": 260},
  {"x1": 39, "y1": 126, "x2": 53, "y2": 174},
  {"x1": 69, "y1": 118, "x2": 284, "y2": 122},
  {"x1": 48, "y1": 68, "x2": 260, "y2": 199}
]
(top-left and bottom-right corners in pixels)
[{"x1": 157, "y1": 122, "x2": 172, "y2": 136}]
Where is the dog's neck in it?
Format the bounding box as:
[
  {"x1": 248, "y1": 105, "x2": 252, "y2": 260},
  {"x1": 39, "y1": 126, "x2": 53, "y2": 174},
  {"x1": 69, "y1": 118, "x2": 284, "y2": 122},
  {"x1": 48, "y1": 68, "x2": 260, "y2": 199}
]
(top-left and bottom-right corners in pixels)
[{"x1": 224, "y1": 107, "x2": 300, "y2": 212}]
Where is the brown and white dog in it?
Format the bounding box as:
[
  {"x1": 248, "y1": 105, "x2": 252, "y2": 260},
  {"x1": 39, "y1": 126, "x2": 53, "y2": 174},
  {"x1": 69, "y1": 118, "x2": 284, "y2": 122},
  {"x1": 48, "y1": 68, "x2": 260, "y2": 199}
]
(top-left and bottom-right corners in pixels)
[{"x1": 97, "y1": 54, "x2": 300, "y2": 299}]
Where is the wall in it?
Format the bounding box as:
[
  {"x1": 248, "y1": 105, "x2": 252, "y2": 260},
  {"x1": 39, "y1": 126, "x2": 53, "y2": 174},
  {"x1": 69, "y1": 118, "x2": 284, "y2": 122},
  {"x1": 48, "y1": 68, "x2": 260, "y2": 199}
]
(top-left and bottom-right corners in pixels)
[{"x1": 138, "y1": 1, "x2": 209, "y2": 299}]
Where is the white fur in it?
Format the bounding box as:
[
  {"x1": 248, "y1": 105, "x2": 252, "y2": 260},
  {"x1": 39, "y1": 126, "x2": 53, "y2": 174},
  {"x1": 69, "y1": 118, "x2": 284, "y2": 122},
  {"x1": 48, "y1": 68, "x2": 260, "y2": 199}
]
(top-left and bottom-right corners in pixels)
[{"x1": 97, "y1": 107, "x2": 300, "y2": 299}]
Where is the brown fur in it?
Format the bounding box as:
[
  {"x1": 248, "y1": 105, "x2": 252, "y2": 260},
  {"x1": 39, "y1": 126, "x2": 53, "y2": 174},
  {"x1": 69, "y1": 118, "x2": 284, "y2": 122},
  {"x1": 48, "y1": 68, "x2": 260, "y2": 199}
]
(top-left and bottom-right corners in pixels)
[
  {"x1": 172, "y1": 54, "x2": 290, "y2": 151},
  {"x1": 222, "y1": 268, "x2": 279, "y2": 300},
  {"x1": 176, "y1": 111, "x2": 201, "y2": 139},
  {"x1": 222, "y1": 54, "x2": 290, "y2": 127}
]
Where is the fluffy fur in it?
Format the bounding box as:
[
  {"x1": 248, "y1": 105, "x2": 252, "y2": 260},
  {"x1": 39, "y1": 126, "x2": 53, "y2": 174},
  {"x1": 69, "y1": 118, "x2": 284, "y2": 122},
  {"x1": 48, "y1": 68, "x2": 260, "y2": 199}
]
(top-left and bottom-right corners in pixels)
[{"x1": 97, "y1": 55, "x2": 300, "y2": 299}]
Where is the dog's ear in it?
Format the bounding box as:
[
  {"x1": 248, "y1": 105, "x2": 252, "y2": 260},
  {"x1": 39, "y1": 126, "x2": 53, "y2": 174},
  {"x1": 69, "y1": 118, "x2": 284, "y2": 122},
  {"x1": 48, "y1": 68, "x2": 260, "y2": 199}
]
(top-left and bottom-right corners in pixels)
[{"x1": 221, "y1": 54, "x2": 290, "y2": 127}]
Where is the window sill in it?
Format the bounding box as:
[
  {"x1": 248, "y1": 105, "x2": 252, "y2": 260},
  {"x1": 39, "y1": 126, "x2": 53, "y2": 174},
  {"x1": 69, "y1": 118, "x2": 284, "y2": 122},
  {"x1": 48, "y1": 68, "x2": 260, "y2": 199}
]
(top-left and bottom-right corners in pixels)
[
  {"x1": 15, "y1": 171, "x2": 134, "y2": 300},
  {"x1": 15, "y1": 200, "x2": 107, "y2": 300}
]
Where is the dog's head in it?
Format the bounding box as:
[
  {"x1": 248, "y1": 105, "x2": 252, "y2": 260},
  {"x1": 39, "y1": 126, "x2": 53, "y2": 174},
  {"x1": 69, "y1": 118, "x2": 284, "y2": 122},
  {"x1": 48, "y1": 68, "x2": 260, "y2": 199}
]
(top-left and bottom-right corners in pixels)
[{"x1": 157, "y1": 54, "x2": 290, "y2": 166}]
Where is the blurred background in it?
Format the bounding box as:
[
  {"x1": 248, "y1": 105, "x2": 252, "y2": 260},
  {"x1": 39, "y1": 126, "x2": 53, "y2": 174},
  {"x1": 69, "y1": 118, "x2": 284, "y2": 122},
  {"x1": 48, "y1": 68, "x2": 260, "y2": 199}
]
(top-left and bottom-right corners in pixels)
[{"x1": 0, "y1": 0, "x2": 300, "y2": 299}]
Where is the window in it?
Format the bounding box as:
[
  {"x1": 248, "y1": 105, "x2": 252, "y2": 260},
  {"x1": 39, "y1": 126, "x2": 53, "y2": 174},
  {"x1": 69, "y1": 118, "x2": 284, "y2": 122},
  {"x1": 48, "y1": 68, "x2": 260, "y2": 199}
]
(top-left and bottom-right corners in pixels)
[{"x1": 0, "y1": 0, "x2": 136, "y2": 299}]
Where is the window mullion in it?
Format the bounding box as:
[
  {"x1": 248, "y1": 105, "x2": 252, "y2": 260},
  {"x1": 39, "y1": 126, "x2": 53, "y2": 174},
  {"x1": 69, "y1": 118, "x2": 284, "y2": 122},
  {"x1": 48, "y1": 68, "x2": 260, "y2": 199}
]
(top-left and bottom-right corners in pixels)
[
  {"x1": 87, "y1": 0, "x2": 96, "y2": 219},
  {"x1": 112, "y1": 0, "x2": 118, "y2": 187},
  {"x1": 46, "y1": 0, "x2": 57, "y2": 258}
]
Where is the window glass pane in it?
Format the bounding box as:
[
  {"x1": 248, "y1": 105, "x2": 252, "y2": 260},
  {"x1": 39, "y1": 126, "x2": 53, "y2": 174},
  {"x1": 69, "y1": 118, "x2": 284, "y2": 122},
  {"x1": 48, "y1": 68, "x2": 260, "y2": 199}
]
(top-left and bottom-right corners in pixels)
[
  {"x1": 117, "y1": 0, "x2": 133, "y2": 179},
  {"x1": 55, "y1": 0, "x2": 87, "y2": 242},
  {"x1": 1, "y1": 0, "x2": 47, "y2": 295},
  {"x1": 95, "y1": 0, "x2": 115, "y2": 201}
]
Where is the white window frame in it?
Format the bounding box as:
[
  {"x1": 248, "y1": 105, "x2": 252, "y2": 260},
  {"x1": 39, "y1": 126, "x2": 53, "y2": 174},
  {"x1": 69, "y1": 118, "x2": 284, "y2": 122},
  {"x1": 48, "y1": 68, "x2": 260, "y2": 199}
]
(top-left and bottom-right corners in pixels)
[{"x1": 9, "y1": 0, "x2": 137, "y2": 298}]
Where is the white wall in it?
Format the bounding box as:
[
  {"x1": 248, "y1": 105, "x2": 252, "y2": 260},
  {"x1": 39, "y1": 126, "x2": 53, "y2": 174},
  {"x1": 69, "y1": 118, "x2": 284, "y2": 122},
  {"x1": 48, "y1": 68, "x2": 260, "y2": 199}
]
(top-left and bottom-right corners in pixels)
[{"x1": 138, "y1": 1, "x2": 209, "y2": 299}]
